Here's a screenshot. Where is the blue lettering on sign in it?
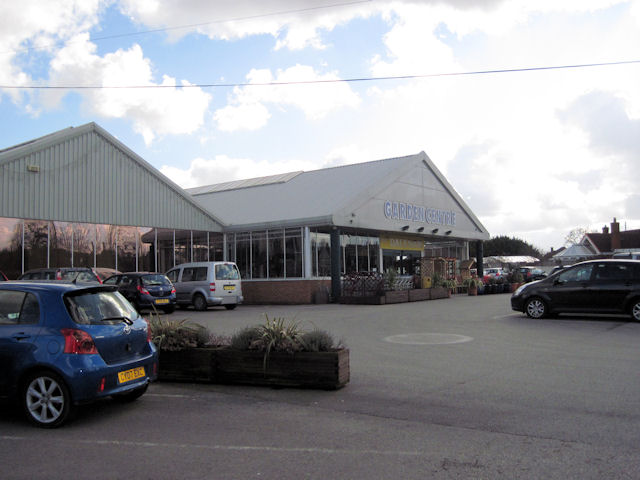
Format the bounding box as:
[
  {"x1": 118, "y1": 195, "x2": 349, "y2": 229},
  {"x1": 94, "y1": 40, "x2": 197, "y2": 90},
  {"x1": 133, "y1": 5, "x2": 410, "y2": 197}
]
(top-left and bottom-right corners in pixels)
[{"x1": 383, "y1": 200, "x2": 456, "y2": 226}]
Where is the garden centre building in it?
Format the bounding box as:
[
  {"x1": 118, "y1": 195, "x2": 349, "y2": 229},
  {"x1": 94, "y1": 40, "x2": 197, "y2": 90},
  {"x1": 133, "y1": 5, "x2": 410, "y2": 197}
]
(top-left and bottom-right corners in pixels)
[{"x1": 0, "y1": 122, "x2": 490, "y2": 303}]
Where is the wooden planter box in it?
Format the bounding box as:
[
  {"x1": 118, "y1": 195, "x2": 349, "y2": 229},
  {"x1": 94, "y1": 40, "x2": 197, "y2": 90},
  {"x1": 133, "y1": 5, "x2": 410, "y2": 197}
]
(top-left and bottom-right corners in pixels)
[
  {"x1": 158, "y1": 347, "x2": 350, "y2": 390},
  {"x1": 384, "y1": 290, "x2": 409, "y2": 304},
  {"x1": 408, "y1": 288, "x2": 431, "y2": 302},
  {"x1": 429, "y1": 287, "x2": 450, "y2": 300}
]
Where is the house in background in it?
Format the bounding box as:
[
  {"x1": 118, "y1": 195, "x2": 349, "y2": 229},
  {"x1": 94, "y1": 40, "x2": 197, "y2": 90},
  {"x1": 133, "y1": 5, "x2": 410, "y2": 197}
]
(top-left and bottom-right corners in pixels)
[{"x1": 553, "y1": 218, "x2": 640, "y2": 264}]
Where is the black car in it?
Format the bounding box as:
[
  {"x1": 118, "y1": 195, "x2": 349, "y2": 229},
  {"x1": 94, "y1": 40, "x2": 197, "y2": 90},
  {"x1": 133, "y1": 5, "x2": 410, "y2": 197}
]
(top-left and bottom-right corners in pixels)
[
  {"x1": 18, "y1": 267, "x2": 102, "y2": 283},
  {"x1": 103, "y1": 272, "x2": 176, "y2": 313},
  {"x1": 511, "y1": 259, "x2": 640, "y2": 320}
]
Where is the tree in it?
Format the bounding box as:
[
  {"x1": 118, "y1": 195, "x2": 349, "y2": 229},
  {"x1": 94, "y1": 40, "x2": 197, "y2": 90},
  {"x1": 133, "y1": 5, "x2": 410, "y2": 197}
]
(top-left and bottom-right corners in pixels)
[
  {"x1": 470, "y1": 236, "x2": 543, "y2": 258},
  {"x1": 564, "y1": 227, "x2": 588, "y2": 246}
]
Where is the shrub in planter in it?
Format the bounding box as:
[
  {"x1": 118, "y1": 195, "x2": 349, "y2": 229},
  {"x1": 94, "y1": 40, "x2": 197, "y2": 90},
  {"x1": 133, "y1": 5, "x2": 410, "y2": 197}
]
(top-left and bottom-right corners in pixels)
[{"x1": 463, "y1": 277, "x2": 480, "y2": 295}]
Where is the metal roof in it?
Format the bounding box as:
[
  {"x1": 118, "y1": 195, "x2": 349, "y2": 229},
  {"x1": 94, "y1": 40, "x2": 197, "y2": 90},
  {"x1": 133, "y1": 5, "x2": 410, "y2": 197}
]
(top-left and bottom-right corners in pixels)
[{"x1": 0, "y1": 123, "x2": 223, "y2": 231}]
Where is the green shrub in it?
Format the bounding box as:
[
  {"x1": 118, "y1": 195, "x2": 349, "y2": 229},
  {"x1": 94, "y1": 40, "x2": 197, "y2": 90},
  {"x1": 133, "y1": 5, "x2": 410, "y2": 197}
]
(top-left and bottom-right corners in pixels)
[
  {"x1": 230, "y1": 325, "x2": 262, "y2": 350},
  {"x1": 301, "y1": 329, "x2": 335, "y2": 352},
  {"x1": 148, "y1": 315, "x2": 210, "y2": 351}
]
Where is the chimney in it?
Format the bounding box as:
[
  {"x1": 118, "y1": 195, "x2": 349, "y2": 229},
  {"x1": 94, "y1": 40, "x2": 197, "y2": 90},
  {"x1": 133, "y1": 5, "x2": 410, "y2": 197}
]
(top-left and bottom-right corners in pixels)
[
  {"x1": 611, "y1": 217, "x2": 621, "y2": 251},
  {"x1": 602, "y1": 226, "x2": 609, "y2": 234}
]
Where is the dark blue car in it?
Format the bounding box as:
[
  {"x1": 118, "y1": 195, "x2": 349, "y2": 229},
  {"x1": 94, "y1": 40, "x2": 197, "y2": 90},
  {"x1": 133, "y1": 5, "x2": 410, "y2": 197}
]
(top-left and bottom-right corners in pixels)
[
  {"x1": 103, "y1": 273, "x2": 176, "y2": 313},
  {"x1": 0, "y1": 282, "x2": 158, "y2": 427}
]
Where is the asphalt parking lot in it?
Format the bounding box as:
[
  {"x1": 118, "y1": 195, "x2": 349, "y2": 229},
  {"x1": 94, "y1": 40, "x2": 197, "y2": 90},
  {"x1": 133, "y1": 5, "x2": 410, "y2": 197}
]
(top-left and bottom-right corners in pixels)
[{"x1": 2, "y1": 294, "x2": 639, "y2": 479}]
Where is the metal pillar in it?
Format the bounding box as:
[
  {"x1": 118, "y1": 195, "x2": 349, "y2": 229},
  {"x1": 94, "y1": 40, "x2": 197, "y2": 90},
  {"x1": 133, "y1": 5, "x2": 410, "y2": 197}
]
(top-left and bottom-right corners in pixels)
[
  {"x1": 476, "y1": 240, "x2": 484, "y2": 278},
  {"x1": 330, "y1": 228, "x2": 341, "y2": 303}
]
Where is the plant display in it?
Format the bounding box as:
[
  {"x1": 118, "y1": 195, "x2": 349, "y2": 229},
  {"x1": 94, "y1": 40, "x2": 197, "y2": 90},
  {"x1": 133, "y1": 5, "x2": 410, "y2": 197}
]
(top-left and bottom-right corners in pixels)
[
  {"x1": 431, "y1": 272, "x2": 444, "y2": 288},
  {"x1": 148, "y1": 315, "x2": 210, "y2": 351}
]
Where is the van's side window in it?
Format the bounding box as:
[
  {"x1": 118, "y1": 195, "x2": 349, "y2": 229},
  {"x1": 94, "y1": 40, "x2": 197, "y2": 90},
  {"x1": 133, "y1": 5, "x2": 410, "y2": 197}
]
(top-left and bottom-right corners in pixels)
[
  {"x1": 194, "y1": 267, "x2": 208, "y2": 282},
  {"x1": 182, "y1": 268, "x2": 194, "y2": 282}
]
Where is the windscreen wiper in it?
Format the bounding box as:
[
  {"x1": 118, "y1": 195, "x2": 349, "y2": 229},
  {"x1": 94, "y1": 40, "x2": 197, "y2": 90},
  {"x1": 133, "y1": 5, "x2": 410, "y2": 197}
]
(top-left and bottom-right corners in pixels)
[{"x1": 101, "y1": 316, "x2": 134, "y2": 325}]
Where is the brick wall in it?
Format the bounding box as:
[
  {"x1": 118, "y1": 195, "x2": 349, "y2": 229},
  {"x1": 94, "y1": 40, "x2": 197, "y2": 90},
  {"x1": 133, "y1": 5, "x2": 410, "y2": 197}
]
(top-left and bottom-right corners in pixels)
[{"x1": 242, "y1": 280, "x2": 332, "y2": 304}]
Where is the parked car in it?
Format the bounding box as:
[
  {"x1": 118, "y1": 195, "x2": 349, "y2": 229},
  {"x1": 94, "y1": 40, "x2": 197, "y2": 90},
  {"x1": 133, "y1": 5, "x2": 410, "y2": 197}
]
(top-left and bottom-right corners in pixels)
[
  {"x1": 0, "y1": 281, "x2": 157, "y2": 427},
  {"x1": 519, "y1": 266, "x2": 547, "y2": 282},
  {"x1": 165, "y1": 261, "x2": 243, "y2": 311},
  {"x1": 18, "y1": 267, "x2": 102, "y2": 283},
  {"x1": 483, "y1": 267, "x2": 505, "y2": 281},
  {"x1": 93, "y1": 268, "x2": 121, "y2": 282},
  {"x1": 511, "y1": 259, "x2": 640, "y2": 320},
  {"x1": 103, "y1": 272, "x2": 176, "y2": 313}
]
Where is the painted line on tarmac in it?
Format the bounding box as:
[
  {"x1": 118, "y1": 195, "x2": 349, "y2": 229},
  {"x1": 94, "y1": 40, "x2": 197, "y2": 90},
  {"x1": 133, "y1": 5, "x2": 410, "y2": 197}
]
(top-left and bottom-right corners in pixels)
[
  {"x1": 0, "y1": 435, "x2": 423, "y2": 457},
  {"x1": 147, "y1": 393, "x2": 191, "y2": 398},
  {"x1": 384, "y1": 333, "x2": 473, "y2": 345}
]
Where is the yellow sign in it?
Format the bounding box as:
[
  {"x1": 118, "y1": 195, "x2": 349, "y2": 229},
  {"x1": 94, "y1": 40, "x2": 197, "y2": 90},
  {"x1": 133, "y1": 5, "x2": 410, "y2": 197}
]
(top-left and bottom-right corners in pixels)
[{"x1": 380, "y1": 236, "x2": 424, "y2": 252}]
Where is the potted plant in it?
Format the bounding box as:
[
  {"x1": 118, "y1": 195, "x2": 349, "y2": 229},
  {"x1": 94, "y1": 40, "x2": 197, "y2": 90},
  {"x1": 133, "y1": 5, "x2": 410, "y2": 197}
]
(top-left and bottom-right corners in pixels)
[
  {"x1": 463, "y1": 277, "x2": 480, "y2": 296},
  {"x1": 509, "y1": 271, "x2": 524, "y2": 292}
]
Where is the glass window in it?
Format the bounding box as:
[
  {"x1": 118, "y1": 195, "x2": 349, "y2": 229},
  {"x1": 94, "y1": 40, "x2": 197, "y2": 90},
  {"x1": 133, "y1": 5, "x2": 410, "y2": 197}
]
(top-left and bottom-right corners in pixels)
[
  {"x1": 166, "y1": 269, "x2": 179, "y2": 283},
  {"x1": 235, "y1": 233, "x2": 250, "y2": 279},
  {"x1": 369, "y1": 237, "x2": 380, "y2": 272},
  {"x1": 268, "y1": 230, "x2": 284, "y2": 278},
  {"x1": 103, "y1": 276, "x2": 119, "y2": 285},
  {"x1": 209, "y1": 233, "x2": 224, "y2": 261},
  {"x1": 216, "y1": 264, "x2": 240, "y2": 280},
  {"x1": 285, "y1": 228, "x2": 303, "y2": 278},
  {"x1": 73, "y1": 223, "x2": 95, "y2": 269},
  {"x1": 50, "y1": 222, "x2": 72, "y2": 268},
  {"x1": 116, "y1": 226, "x2": 137, "y2": 273},
  {"x1": 0, "y1": 291, "x2": 39, "y2": 325},
  {"x1": 175, "y1": 230, "x2": 190, "y2": 265},
  {"x1": 156, "y1": 229, "x2": 174, "y2": 273},
  {"x1": 192, "y1": 231, "x2": 209, "y2": 262},
  {"x1": 24, "y1": 220, "x2": 48, "y2": 271},
  {"x1": 558, "y1": 264, "x2": 594, "y2": 283},
  {"x1": 138, "y1": 227, "x2": 154, "y2": 272},
  {"x1": 95, "y1": 224, "x2": 116, "y2": 269},
  {"x1": 311, "y1": 232, "x2": 331, "y2": 278},
  {"x1": 0, "y1": 218, "x2": 22, "y2": 279},
  {"x1": 65, "y1": 290, "x2": 137, "y2": 325},
  {"x1": 194, "y1": 267, "x2": 207, "y2": 281},
  {"x1": 252, "y1": 231, "x2": 267, "y2": 279}
]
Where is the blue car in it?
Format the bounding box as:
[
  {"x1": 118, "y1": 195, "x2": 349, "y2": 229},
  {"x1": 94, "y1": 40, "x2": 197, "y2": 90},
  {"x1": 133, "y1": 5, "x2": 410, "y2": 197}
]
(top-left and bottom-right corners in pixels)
[{"x1": 0, "y1": 282, "x2": 158, "y2": 427}]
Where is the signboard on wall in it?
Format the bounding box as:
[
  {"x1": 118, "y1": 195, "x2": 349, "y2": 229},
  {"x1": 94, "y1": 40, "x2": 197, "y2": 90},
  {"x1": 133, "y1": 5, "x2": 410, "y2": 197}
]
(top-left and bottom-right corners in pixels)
[{"x1": 380, "y1": 236, "x2": 424, "y2": 252}]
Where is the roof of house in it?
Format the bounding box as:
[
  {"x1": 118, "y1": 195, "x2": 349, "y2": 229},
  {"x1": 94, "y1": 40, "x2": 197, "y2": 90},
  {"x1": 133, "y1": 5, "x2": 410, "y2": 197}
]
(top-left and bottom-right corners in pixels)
[{"x1": 584, "y1": 229, "x2": 640, "y2": 254}]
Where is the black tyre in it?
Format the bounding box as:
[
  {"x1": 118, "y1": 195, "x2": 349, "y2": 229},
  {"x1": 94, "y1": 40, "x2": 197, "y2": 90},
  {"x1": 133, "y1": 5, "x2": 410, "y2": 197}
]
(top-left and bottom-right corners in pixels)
[
  {"x1": 224, "y1": 304, "x2": 237, "y2": 310},
  {"x1": 525, "y1": 297, "x2": 547, "y2": 319},
  {"x1": 162, "y1": 305, "x2": 176, "y2": 314},
  {"x1": 113, "y1": 384, "x2": 148, "y2": 403},
  {"x1": 22, "y1": 371, "x2": 73, "y2": 428},
  {"x1": 631, "y1": 299, "x2": 640, "y2": 322},
  {"x1": 193, "y1": 294, "x2": 207, "y2": 311}
]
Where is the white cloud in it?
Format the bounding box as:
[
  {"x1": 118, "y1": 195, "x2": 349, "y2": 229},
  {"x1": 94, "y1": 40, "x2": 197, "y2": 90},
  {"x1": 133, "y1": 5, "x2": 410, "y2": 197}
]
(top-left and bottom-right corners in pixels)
[
  {"x1": 46, "y1": 34, "x2": 211, "y2": 144},
  {"x1": 213, "y1": 65, "x2": 360, "y2": 131}
]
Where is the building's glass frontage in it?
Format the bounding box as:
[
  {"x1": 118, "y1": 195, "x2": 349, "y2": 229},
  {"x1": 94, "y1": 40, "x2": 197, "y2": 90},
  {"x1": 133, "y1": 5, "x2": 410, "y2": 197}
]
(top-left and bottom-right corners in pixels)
[{"x1": 0, "y1": 217, "x2": 222, "y2": 279}]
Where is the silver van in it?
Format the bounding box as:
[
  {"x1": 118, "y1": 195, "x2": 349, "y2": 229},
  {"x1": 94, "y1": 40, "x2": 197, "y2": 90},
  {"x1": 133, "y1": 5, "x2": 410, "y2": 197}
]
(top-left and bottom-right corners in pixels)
[{"x1": 166, "y1": 262, "x2": 243, "y2": 311}]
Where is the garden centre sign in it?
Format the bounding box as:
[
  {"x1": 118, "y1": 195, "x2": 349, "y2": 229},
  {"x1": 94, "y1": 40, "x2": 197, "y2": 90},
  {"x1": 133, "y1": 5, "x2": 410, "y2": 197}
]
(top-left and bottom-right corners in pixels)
[{"x1": 383, "y1": 200, "x2": 456, "y2": 226}]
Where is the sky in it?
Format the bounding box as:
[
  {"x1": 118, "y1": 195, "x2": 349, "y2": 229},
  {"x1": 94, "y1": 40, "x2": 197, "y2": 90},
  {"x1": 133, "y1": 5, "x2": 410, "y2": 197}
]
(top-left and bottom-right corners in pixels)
[{"x1": 1, "y1": 0, "x2": 639, "y2": 252}]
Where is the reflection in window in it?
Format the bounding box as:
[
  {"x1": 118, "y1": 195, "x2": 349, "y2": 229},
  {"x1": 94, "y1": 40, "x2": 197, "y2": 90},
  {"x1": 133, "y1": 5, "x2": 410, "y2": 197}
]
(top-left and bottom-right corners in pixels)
[
  {"x1": 156, "y1": 229, "x2": 174, "y2": 273},
  {"x1": 50, "y1": 222, "x2": 72, "y2": 268},
  {"x1": 138, "y1": 227, "x2": 153, "y2": 271},
  {"x1": 311, "y1": 232, "x2": 331, "y2": 277},
  {"x1": 210, "y1": 233, "x2": 224, "y2": 261},
  {"x1": 175, "y1": 230, "x2": 190, "y2": 266},
  {"x1": 0, "y1": 218, "x2": 23, "y2": 279},
  {"x1": 73, "y1": 223, "x2": 95, "y2": 268},
  {"x1": 117, "y1": 226, "x2": 138, "y2": 272},
  {"x1": 95, "y1": 224, "x2": 116, "y2": 268},
  {"x1": 24, "y1": 220, "x2": 49, "y2": 271}
]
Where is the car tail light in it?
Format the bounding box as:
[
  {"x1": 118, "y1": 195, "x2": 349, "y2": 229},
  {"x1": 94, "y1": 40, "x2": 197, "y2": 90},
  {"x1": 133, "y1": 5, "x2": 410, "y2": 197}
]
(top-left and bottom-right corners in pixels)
[
  {"x1": 210, "y1": 282, "x2": 216, "y2": 292},
  {"x1": 56, "y1": 270, "x2": 62, "y2": 280},
  {"x1": 61, "y1": 328, "x2": 98, "y2": 354},
  {"x1": 98, "y1": 377, "x2": 106, "y2": 392},
  {"x1": 171, "y1": 287, "x2": 176, "y2": 294},
  {"x1": 137, "y1": 285, "x2": 150, "y2": 295}
]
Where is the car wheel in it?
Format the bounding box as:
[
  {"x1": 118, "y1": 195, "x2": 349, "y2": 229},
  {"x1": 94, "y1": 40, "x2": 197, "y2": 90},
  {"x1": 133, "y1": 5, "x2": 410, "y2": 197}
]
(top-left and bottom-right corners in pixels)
[
  {"x1": 630, "y1": 299, "x2": 640, "y2": 322},
  {"x1": 22, "y1": 371, "x2": 73, "y2": 428},
  {"x1": 224, "y1": 304, "x2": 237, "y2": 310},
  {"x1": 113, "y1": 384, "x2": 148, "y2": 403},
  {"x1": 162, "y1": 305, "x2": 176, "y2": 314},
  {"x1": 193, "y1": 294, "x2": 207, "y2": 311},
  {"x1": 525, "y1": 297, "x2": 547, "y2": 319}
]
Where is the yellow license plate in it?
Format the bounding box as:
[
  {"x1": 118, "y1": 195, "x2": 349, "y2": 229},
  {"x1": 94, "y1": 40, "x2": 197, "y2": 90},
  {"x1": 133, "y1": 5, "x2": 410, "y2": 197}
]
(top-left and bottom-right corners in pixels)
[
  {"x1": 155, "y1": 299, "x2": 170, "y2": 304},
  {"x1": 118, "y1": 367, "x2": 145, "y2": 384},
  {"x1": 223, "y1": 285, "x2": 235, "y2": 291}
]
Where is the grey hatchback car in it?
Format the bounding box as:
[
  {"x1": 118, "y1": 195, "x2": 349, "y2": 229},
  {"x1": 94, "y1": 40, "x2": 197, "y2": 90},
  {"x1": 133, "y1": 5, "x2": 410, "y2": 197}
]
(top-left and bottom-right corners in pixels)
[{"x1": 511, "y1": 259, "x2": 640, "y2": 320}]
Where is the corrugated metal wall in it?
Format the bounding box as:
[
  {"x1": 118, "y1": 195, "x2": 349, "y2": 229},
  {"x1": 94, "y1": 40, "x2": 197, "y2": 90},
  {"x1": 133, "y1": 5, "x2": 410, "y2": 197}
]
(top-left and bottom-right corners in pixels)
[{"x1": 0, "y1": 127, "x2": 221, "y2": 231}]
